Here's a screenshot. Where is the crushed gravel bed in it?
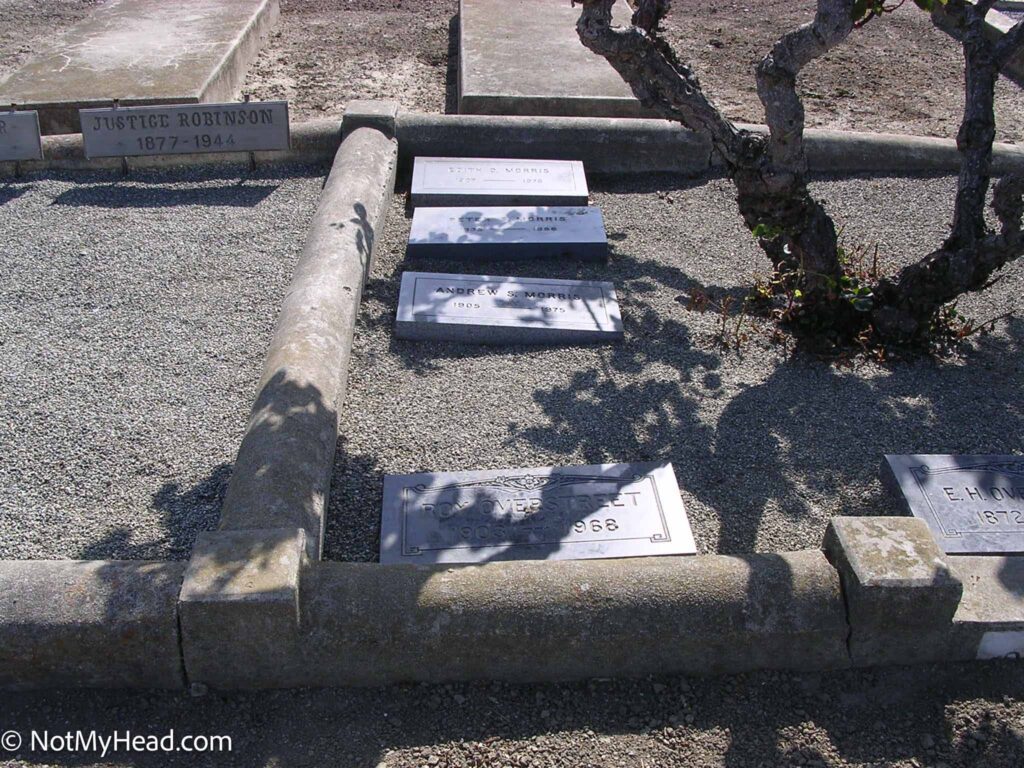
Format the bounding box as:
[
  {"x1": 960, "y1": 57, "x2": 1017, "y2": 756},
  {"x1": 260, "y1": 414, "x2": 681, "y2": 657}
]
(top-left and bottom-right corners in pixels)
[
  {"x1": 3, "y1": 660, "x2": 1024, "y2": 767},
  {"x1": 0, "y1": 164, "x2": 325, "y2": 560},
  {"x1": 325, "y1": 172, "x2": 1024, "y2": 563}
]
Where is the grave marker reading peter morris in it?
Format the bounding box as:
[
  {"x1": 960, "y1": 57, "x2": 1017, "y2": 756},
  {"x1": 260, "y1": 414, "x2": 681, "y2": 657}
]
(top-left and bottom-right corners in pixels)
[
  {"x1": 395, "y1": 271, "x2": 623, "y2": 344},
  {"x1": 0, "y1": 110, "x2": 43, "y2": 162},
  {"x1": 380, "y1": 461, "x2": 697, "y2": 565},
  {"x1": 883, "y1": 454, "x2": 1024, "y2": 554},
  {"x1": 80, "y1": 101, "x2": 290, "y2": 158},
  {"x1": 407, "y1": 206, "x2": 608, "y2": 261},
  {"x1": 410, "y1": 157, "x2": 589, "y2": 207}
]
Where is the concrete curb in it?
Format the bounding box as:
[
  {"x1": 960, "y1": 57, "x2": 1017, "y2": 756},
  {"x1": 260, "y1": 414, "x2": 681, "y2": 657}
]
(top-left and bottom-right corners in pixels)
[
  {"x1": 0, "y1": 561, "x2": 186, "y2": 690},
  {"x1": 214, "y1": 127, "x2": 398, "y2": 560},
  {"x1": 5, "y1": 110, "x2": 1024, "y2": 178}
]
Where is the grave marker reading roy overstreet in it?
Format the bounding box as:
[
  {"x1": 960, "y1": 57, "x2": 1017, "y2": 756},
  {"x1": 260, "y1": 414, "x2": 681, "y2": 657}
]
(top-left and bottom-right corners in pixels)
[
  {"x1": 80, "y1": 101, "x2": 289, "y2": 158},
  {"x1": 380, "y1": 461, "x2": 697, "y2": 565},
  {"x1": 883, "y1": 454, "x2": 1024, "y2": 554}
]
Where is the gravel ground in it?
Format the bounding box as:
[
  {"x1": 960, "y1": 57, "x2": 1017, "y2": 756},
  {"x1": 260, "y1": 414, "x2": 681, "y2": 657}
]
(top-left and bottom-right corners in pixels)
[
  {"x1": 325, "y1": 172, "x2": 1024, "y2": 562},
  {"x1": 0, "y1": 164, "x2": 325, "y2": 560},
  {"x1": 2, "y1": 660, "x2": 1024, "y2": 767}
]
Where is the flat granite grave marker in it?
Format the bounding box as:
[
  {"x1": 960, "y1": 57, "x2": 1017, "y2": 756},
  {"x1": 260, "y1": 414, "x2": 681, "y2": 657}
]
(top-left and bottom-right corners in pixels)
[
  {"x1": 395, "y1": 271, "x2": 623, "y2": 344},
  {"x1": 80, "y1": 102, "x2": 289, "y2": 158},
  {"x1": 883, "y1": 454, "x2": 1024, "y2": 555},
  {"x1": 0, "y1": 110, "x2": 42, "y2": 162},
  {"x1": 0, "y1": 0, "x2": 280, "y2": 134},
  {"x1": 407, "y1": 206, "x2": 608, "y2": 261},
  {"x1": 380, "y1": 461, "x2": 697, "y2": 565},
  {"x1": 410, "y1": 157, "x2": 589, "y2": 207}
]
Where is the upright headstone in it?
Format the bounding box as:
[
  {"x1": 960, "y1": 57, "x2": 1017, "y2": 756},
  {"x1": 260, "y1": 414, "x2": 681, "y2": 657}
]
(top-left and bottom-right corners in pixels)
[
  {"x1": 80, "y1": 102, "x2": 290, "y2": 158},
  {"x1": 407, "y1": 206, "x2": 608, "y2": 261},
  {"x1": 394, "y1": 271, "x2": 623, "y2": 344},
  {"x1": 410, "y1": 157, "x2": 589, "y2": 207},
  {"x1": 380, "y1": 461, "x2": 697, "y2": 565},
  {"x1": 0, "y1": 110, "x2": 43, "y2": 162},
  {"x1": 883, "y1": 454, "x2": 1024, "y2": 555},
  {"x1": 0, "y1": 0, "x2": 280, "y2": 134}
]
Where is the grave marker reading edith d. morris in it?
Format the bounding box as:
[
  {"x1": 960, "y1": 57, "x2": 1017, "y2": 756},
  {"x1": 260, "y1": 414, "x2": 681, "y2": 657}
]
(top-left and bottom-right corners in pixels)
[
  {"x1": 410, "y1": 157, "x2": 589, "y2": 207},
  {"x1": 80, "y1": 101, "x2": 290, "y2": 158},
  {"x1": 395, "y1": 271, "x2": 623, "y2": 344},
  {"x1": 407, "y1": 205, "x2": 608, "y2": 261},
  {"x1": 380, "y1": 461, "x2": 697, "y2": 565},
  {"x1": 883, "y1": 454, "x2": 1024, "y2": 555},
  {"x1": 0, "y1": 110, "x2": 43, "y2": 162}
]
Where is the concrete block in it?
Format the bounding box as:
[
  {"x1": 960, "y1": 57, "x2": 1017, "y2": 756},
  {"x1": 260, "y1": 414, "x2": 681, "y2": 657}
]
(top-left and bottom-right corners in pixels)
[
  {"x1": 459, "y1": 0, "x2": 656, "y2": 118},
  {"x1": 0, "y1": 561, "x2": 185, "y2": 689},
  {"x1": 343, "y1": 100, "x2": 400, "y2": 139},
  {"x1": 179, "y1": 529, "x2": 306, "y2": 689},
  {"x1": 215, "y1": 127, "x2": 397, "y2": 559},
  {"x1": 0, "y1": 0, "x2": 280, "y2": 134},
  {"x1": 824, "y1": 516, "x2": 965, "y2": 666}
]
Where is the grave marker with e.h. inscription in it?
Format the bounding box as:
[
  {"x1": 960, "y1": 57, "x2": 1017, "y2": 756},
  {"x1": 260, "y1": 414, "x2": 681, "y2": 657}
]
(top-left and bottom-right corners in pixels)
[
  {"x1": 0, "y1": 110, "x2": 43, "y2": 162},
  {"x1": 407, "y1": 205, "x2": 608, "y2": 262},
  {"x1": 80, "y1": 101, "x2": 289, "y2": 158},
  {"x1": 394, "y1": 271, "x2": 623, "y2": 345},
  {"x1": 380, "y1": 461, "x2": 697, "y2": 565},
  {"x1": 883, "y1": 454, "x2": 1024, "y2": 555},
  {"x1": 410, "y1": 157, "x2": 589, "y2": 207}
]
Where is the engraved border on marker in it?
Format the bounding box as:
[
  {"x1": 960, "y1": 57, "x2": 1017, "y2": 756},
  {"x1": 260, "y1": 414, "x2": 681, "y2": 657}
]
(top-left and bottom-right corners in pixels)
[
  {"x1": 410, "y1": 275, "x2": 612, "y2": 326},
  {"x1": 912, "y1": 461, "x2": 1024, "y2": 540},
  {"x1": 398, "y1": 471, "x2": 672, "y2": 556}
]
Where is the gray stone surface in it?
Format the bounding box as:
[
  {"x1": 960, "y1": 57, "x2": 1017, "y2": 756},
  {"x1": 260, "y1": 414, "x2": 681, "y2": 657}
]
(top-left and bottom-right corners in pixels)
[
  {"x1": 824, "y1": 516, "x2": 964, "y2": 667},
  {"x1": 81, "y1": 101, "x2": 289, "y2": 158},
  {"x1": 379, "y1": 461, "x2": 696, "y2": 565},
  {"x1": 883, "y1": 454, "x2": 1024, "y2": 555},
  {"x1": 407, "y1": 205, "x2": 608, "y2": 262},
  {"x1": 458, "y1": 0, "x2": 654, "y2": 118},
  {"x1": 0, "y1": 0, "x2": 280, "y2": 134},
  {"x1": 215, "y1": 127, "x2": 397, "y2": 561},
  {"x1": 0, "y1": 110, "x2": 41, "y2": 161},
  {"x1": 410, "y1": 157, "x2": 589, "y2": 207},
  {"x1": 394, "y1": 271, "x2": 624, "y2": 345},
  {"x1": 0, "y1": 560, "x2": 185, "y2": 689},
  {"x1": 342, "y1": 99, "x2": 400, "y2": 140}
]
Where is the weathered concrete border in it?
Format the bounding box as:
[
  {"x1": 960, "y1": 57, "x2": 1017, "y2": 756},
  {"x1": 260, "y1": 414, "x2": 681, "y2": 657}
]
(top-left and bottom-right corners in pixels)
[
  {"x1": 6, "y1": 110, "x2": 1024, "y2": 178},
  {"x1": 214, "y1": 126, "x2": 397, "y2": 560},
  {"x1": 0, "y1": 561, "x2": 186, "y2": 689}
]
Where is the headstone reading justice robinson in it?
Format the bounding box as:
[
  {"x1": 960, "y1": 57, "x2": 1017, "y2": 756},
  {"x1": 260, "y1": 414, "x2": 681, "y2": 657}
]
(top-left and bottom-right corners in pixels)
[
  {"x1": 883, "y1": 454, "x2": 1024, "y2": 555},
  {"x1": 410, "y1": 157, "x2": 589, "y2": 207},
  {"x1": 407, "y1": 205, "x2": 608, "y2": 262},
  {"x1": 380, "y1": 461, "x2": 697, "y2": 565},
  {"x1": 80, "y1": 101, "x2": 290, "y2": 158},
  {"x1": 0, "y1": 110, "x2": 43, "y2": 162},
  {"x1": 394, "y1": 271, "x2": 624, "y2": 344}
]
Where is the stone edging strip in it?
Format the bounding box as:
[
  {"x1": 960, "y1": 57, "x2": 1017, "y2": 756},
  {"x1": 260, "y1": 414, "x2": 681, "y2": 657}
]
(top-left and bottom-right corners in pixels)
[{"x1": 4, "y1": 106, "x2": 1024, "y2": 177}]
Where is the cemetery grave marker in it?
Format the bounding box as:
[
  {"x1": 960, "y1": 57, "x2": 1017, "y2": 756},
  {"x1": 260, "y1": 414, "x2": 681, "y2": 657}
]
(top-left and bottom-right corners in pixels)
[
  {"x1": 0, "y1": 110, "x2": 43, "y2": 162},
  {"x1": 883, "y1": 454, "x2": 1024, "y2": 554},
  {"x1": 380, "y1": 461, "x2": 697, "y2": 565},
  {"x1": 394, "y1": 271, "x2": 623, "y2": 344},
  {"x1": 410, "y1": 157, "x2": 589, "y2": 207}
]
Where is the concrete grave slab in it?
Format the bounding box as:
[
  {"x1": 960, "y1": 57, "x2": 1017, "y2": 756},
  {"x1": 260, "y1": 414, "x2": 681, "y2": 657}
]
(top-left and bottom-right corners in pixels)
[
  {"x1": 407, "y1": 205, "x2": 608, "y2": 261},
  {"x1": 394, "y1": 271, "x2": 623, "y2": 345},
  {"x1": 81, "y1": 101, "x2": 289, "y2": 158},
  {"x1": 883, "y1": 454, "x2": 1024, "y2": 555},
  {"x1": 410, "y1": 157, "x2": 589, "y2": 207},
  {"x1": 380, "y1": 461, "x2": 696, "y2": 565},
  {"x1": 458, "y1": 0, "x2": 655, "y2": 118},
  {"x1": 0, "y1": 0, "x2": 280, "y2": 135},
  {"x1": 0, "y1": 110, "x2": 42, "y2": 162}
]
